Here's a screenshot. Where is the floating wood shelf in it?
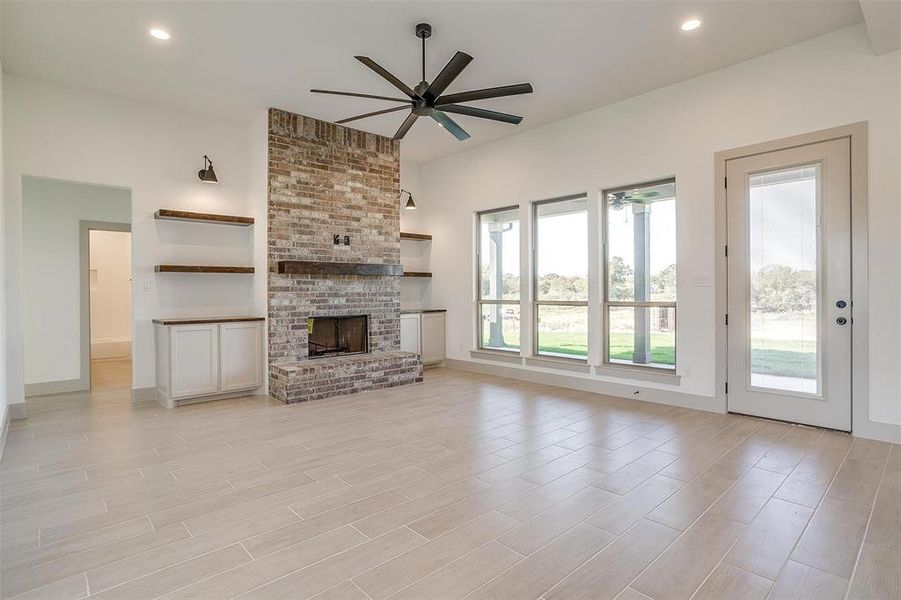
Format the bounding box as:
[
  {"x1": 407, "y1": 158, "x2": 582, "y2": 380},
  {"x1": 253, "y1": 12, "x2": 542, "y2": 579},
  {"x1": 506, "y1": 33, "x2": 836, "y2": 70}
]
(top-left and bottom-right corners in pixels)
[
  {"x1": 154, "y1": 209, "x2": 254, "y2": 226},
  {"x1": 400, "y1": 232, "x2": 432, "y2": 241},
  {"x1": 152, "y1": 316, "x2": 265, "y2": 326},
  {"x1": 155, "y1": 265, "x2": 254, "y2": 274},
  {"x1": 403, "y1": 272, "x2": 433, "y2": 278},
  {"x1": 278, "y1": 261, "x2": 404, "y2": 276}
]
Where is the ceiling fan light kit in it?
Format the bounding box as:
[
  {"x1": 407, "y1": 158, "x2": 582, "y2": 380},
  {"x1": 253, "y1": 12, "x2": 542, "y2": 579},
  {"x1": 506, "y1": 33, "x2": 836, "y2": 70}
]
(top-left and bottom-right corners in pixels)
[{"x1": 312, "y1": 23, "x2": 533, "y2": 141}]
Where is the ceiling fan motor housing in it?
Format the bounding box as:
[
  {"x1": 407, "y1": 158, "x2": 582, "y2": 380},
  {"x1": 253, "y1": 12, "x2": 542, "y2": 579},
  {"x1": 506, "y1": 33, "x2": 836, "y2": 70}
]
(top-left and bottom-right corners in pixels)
[{"x1": 415, "y1": 23, "x2": 432, "y2": 39}]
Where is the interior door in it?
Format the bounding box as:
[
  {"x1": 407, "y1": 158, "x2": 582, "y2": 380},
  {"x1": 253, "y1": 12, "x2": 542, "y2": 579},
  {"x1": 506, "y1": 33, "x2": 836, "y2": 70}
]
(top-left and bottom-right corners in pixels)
[{"x1": 726, "y1": 137, "x2": 851, "y2": 431}]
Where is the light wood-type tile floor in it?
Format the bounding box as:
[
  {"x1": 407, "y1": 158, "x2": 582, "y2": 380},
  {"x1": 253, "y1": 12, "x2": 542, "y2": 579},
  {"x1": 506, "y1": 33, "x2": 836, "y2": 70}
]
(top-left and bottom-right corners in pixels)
[
  {"x1": 90, "y1": 359, "x2": 132, "y2": 391},
  {"x1": 1, "y1": 368, "x2": 898, "y2": 599}
]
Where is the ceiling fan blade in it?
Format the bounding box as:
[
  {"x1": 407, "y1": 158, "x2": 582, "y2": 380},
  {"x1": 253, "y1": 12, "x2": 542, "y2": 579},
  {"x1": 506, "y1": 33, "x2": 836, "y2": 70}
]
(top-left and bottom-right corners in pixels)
[
  {"x1": 335, "y1": 105, "x2": 410, "y2": 125},
  {"x1": 431, "y1": 111, "x2": 470, "y2": 141},
  {"x1": 311, "y1": 89, "x2": 411, "y2": 103},
  {"x1": 435, "y1": 83, "x2": 533, "y2": 106},
  {"x1": 393, "y1": 112, "x2": 419, "y2": 140},
  {"x1": 355, "y1": 56, "x2": 418, "y2": 98},
  {"x1": 438, "y1": 104, "x2": 523, "y2": 125},
  {"x1": 424, "y1": 51, "x2": 473, "y2": 101}
]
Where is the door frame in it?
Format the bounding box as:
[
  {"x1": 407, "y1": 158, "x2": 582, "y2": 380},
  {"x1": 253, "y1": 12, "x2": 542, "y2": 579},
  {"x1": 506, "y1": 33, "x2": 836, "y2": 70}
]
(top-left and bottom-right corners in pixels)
[
  {"x1": 79, "y1": 220, "x2": 132, "y2": 390},
  {"x1": 715, "y1": 122, "x2": 874, "y2": 435}
]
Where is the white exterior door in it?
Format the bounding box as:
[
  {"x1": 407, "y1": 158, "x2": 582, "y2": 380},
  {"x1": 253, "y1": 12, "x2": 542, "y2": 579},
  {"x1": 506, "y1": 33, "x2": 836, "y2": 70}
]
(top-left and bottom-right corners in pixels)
[
  {"x1": 170, "y1": 324, "x2": 219, "y2": 399},
  {"x1": 219, "y1": 321, "x2": 263, "y2": 393},
  {"x1": 726, "y1": 137, "x2": 851, "y2": 431}
]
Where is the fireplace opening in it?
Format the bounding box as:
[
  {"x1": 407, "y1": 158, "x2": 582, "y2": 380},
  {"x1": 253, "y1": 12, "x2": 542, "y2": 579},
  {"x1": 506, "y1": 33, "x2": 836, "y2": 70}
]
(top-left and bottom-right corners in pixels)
[{"x1": 307, "y1": 315, "x2": 369, "y2": 358}]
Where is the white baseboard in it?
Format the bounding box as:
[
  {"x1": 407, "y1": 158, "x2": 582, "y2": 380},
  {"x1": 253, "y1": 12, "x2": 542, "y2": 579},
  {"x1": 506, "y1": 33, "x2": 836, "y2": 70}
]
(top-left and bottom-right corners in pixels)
[
  {"x1": 0, "y1": 405, "x2": 9, "y2": 460},
  {"x1": 854, "y1": 418, "x2": 901, "y2": 444},
  {"x1": 445, "y1": 358, "x2": 724, "y2": 414},
  {"x1": 131, "y1": 387, "x2": 157, "y2": 403},
  {"x1": 8, "y1": 403, "x2": 27, "y2": 420},
  {"x1": 0, "y1": 402, "x2": 27, "y2": 459},
  {"x1": 25, "y1": 378, "x2": 89, "y2": 397}
]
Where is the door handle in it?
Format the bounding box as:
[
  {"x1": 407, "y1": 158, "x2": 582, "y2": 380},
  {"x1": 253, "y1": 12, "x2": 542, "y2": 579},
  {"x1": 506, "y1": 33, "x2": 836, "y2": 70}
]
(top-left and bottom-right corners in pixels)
[
  {"x1": 836, "y1": 317, "x2": 848, "y2": 325},
  {"x1": 835, "y1": 300, "x2": 847, "y2": 309}
]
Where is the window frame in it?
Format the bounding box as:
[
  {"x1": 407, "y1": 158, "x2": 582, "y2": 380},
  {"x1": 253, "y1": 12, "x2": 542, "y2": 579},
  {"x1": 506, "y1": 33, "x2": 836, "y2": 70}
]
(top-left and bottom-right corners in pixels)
[
  {"x1": 476, "y1": 206, "x2": 522, "y2": 354},
  {"x1": 532, "y1": 194, "x2": 590, "y2": 362},
  {"x1": 601, "y1": 178, "x2": 677, "y2": 372}
]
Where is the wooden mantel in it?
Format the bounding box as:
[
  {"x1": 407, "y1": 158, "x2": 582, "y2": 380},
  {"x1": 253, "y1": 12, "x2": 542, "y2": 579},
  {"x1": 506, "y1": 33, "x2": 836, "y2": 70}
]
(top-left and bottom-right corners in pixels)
[{"x1": 277, "y1": 261, "x2": 404, "y2": 276}]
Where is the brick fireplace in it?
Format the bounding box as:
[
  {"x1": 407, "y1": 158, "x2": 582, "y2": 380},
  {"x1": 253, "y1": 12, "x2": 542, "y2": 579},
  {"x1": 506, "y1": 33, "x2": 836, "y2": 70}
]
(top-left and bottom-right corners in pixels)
[{"x1": 267, "y1": 108, "x2": 422, "y2": 404}]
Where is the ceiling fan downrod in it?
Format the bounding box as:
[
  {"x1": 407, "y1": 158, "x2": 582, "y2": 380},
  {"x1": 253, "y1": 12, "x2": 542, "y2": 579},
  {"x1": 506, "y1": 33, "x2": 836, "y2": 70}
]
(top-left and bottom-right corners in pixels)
[{"x1": 416, "y1": 22, "x2": 431, "y2": 86}]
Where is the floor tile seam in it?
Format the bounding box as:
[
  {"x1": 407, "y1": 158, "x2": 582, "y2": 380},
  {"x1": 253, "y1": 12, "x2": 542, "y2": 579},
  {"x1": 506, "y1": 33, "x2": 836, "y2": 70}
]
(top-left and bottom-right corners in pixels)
[
  {"x1": 762, "y1": 437, "x2": 855, "y2": 589},
  {"x1": 232, "y1": 526, "x2": 423, "y2": 600},
  {"x1": 364, "y1": 535, "x2": 526, "y2": 600},
  {"x1": 82, "y1": 538, "x2": 255, "y2": 598},
  {"x1": 459, "y1": 519, "x2": 623, "y2": 600},
  {"x1": 842, "y1": 446, "x2": 890, "y2": 600},
  {"x1": 619, "y1": 444, "x2": 775, "y2": 597}
]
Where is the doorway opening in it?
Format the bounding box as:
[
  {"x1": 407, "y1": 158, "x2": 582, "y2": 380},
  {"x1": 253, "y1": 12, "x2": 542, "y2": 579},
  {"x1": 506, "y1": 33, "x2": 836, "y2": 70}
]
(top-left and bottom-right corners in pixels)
[
  {"x1": 21, "y1": 176, "x2": 131, "y2": 398},
  {"x1": 88, "y1": 228, "x2": 133, "y2": 390}
]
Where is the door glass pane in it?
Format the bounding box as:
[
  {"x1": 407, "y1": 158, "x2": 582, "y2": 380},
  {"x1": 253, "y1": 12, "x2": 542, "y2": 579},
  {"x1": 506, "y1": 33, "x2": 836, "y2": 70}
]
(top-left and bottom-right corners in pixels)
[
  {"x1": 748, "y1": 165, "x2": 819, "y2": 394},
  {"x1": 480, "y1": 304, "x2": 520, "y2": 352},
  {"x1": 479, "y1": 209, "x2": 520, "y2": 301},
  {"x1": 536, "y1": 305, "x2": 588, "y2": 359},
  {"x1": 607, "y1": 306, "x2": 675, "y2": 369}
]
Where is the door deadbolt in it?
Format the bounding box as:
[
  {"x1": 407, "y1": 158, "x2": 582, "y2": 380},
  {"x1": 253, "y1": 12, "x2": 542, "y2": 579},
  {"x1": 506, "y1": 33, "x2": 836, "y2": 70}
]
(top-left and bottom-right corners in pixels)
[
  {"x1": 836, "y1": 317, "x2": 848, "y2": 325},
  {"x1": 835, "y1": 300, "x2": 847, "y2": 309}
]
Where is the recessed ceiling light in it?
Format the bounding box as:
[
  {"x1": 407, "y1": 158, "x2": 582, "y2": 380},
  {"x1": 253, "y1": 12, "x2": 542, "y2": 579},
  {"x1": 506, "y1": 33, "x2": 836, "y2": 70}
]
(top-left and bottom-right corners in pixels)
[
  {"x1": 149, "y1": 28, "x2": 171, "y2": 41},
  {"x1": 680, "y1": 19, "x2": 702, "y2": 32}
]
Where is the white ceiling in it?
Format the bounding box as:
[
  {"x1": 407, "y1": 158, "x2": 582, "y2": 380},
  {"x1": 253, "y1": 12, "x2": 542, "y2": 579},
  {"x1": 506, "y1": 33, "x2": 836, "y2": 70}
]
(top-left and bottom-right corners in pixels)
[{"x1": 1, "y1": 1, "x2": 865, "y2": 164}]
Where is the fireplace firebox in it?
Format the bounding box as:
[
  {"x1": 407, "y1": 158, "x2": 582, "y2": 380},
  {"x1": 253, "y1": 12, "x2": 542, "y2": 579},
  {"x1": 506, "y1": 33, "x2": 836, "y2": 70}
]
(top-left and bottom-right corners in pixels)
[{"x1": 307, "y1": 315, "x2": 369, "y2": 358}]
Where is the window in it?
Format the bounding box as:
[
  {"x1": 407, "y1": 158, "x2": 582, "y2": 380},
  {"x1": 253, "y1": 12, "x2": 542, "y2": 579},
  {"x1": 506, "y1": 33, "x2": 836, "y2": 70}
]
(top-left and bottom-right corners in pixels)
[
  {"x1": 477, "y1": 207, "x2": 521, "y2": 352},
  {"x1": 534, "y1": 195, "x2": 588, "y2": 359},
  {"x1": 604, "y1": 179, "x2": 676, "y2": 370}
]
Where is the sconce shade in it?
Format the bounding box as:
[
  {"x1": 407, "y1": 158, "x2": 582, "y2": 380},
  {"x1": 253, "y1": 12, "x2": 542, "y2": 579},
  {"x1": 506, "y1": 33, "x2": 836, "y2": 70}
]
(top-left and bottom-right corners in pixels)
[
  {"x1": 198, "y1": 155, "x2": 218, "y2": 184},
  {"x1": 401, "y1": 189, "x2": 416, "y2": 210}
]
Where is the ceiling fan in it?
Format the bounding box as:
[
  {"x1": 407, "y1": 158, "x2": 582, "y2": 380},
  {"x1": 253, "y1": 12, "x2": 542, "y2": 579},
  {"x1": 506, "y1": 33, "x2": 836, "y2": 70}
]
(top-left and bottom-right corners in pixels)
[{"x1": 311, "y1": 23, "x2": 533, "y2": 141}]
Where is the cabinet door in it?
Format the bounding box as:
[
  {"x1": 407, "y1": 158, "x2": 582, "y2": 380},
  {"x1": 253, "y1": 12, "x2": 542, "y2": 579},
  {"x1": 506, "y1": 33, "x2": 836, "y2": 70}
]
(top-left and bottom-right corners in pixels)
[
  {"x1": 421, "y1": 312, "x2": 446, "y2": 364},
  {"x1": 170, "y1": 324, "x2": 219, "y2": 399},
  {"x1": 220, "y1": 322, "x2": 263, "y2": 393},
  {"x1": 400, "y1": 313, "x2": 421, "y2": 355}
]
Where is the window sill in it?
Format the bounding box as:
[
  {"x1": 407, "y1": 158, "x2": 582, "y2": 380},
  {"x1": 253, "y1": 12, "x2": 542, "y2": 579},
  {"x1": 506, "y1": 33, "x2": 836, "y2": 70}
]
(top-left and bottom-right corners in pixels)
[
  {"x1": 470, "y1": 349, "x2": 522, "y2": 364},
  {"x1": 525, "y1": 355, "x2": 591, "y2": 374},
  {"x1": 594, "y1": 363, "x2": 682, "y2": 385}
]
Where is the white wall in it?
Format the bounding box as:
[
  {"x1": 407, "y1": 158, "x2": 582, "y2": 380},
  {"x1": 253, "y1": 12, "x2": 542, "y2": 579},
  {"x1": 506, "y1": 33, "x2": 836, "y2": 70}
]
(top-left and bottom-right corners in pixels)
[
  {"x1": 4, "y1": 74, "x2": 261, "y2": 406},
  {"x1": 0, "y1": 56, "x2": 9, "y2": 432},
  {"x1": 416, "y1": 25, "x2": 900, "y2": 438},
  {"x1": 21, "y1": 178, "x2": 130, "y2": 384},
  {"x1": 399, "y1": 160, "x2": 432, "y2": 310},
  {"x1": 89, "y1": 230, "x2": 132, "y2": 359}
]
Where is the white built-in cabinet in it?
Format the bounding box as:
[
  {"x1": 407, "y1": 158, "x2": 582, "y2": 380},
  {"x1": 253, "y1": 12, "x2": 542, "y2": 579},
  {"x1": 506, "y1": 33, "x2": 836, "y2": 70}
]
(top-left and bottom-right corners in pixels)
[
  {"x1": 400, "y1": 311, "x2": 446, "y2": 366},
  {"x1": 400, "y1": 313, "x2": 421, "y2": 355},
  {"x1": 154, "y1": 318, "x2": 263, "y2": 408}
]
